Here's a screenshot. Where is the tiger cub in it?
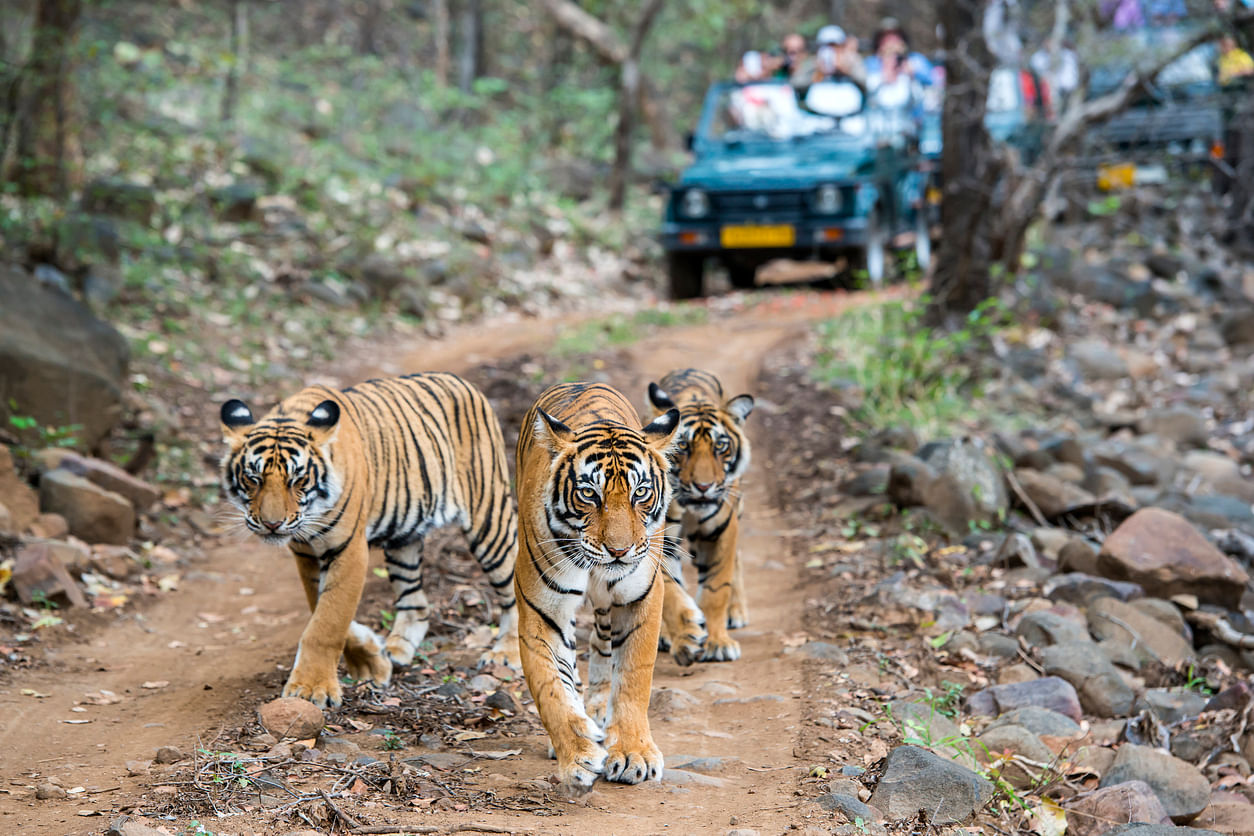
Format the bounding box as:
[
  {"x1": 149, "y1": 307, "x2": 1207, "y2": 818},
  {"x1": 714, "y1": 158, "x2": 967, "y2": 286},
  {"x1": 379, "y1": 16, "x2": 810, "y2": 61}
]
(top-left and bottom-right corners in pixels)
[
  {"x1": 219, "y1": 373, "x2": 520, "y2": 708},
  {"x1": 514, "y1": 382, "x2": 679, "y2": 794},
  {"x1": 647, "y1": 368, "x2": 754, "y2": 663}
]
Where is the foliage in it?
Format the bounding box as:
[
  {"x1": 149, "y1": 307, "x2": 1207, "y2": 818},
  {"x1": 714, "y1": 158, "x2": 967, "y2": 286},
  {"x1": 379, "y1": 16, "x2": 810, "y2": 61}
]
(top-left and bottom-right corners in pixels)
[
  {"x1": 552, "y1": 305, "x2": 708, "y2": 356},
  {"x1": 811, "y1": 298, "x2": 1005, "y2": 436}
]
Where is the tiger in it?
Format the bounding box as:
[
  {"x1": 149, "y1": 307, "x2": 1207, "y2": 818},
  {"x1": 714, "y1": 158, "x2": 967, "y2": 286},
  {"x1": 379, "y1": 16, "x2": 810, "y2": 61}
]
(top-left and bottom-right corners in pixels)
[
  {"x1": 647, "y1": 368, "x2": 754, "y2": 663},
  {"x1": 514, "y1": 382, "x2": 680, "y2": 794},
  {"x1": 218, "y1": 372, "x2": 520, "y2": 709}
]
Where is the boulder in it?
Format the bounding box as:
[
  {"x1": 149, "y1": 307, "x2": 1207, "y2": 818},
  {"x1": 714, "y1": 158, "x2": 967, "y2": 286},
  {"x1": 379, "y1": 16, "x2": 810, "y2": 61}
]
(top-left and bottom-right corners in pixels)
[
  {"x1": 986, "y1": 706, "x2": 1083, "y2": 738},
  {"x1": 1013, "y1": 469, "x2": 1095, "y2": 517},
  {"x1": 1044, "y1": 573, "x2": 1143, "y2": 607},
  {"x1": 1088, "y1": 597, "x2": 1194, "y2": 668},
  {"x1": 1137, "y1": 407, "x2": 1209, "y2": 449},
  {"x1": 39, "y1": 469, "x2": 135, "y2": 545},
  {"x1": 1065, "y1": 781, "x2": 1172, "y2": 836},
  {"x1": 1039, "y1": 641, "x2": 1137, "y2": 717},
  {"x1": 34, "y1": 449, "x2": 159, "y2": 509},
  {"x1": 1096, "y1": 507, "x2": 1248, "y2": 607},
  {"x1": 966, "y1": 676, "x2": 1083, "y2": 722},
  {"x1": 1100, "y1": 744, "x2": 1211, "y2": 823},
  {"x1": 867, "y1": 746, "x2": 993, "y2": 824},
  {"x1": 0, "y1": 265, "x2": 129, "y2": 448},
  {"x1": 0, "y1": 445, "x2": 39, "y2": 533},
  {"x1": 10, "y1": 543, "x2": 87, "y2": 608},
  {"x1": 1015, "y1": 610, "x2": 1092, "y2": 648},
  {"x1": 257, "y1": 698, "x2": 325, "y2": 740},
  {"x1": 917, "y1": 438, "x2": 1008, "y2": 525}
]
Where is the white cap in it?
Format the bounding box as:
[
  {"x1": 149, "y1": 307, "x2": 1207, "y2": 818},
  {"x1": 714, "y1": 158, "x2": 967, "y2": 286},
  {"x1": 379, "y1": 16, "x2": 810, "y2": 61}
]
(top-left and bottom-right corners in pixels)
[
  {"x1": 817, "y1": 25, "x2": 847, "y2": 45},
  {"x1": 741, "y1": 50, "x2": 763, "y2": 77}
]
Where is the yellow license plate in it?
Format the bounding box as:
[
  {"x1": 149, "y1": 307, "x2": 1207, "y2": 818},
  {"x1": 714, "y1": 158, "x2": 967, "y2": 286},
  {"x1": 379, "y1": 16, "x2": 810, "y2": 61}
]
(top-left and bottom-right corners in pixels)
[
  {"x1": 721, "y1": 224, "x2": 795, "y2": 248},
  {"x1": 1097, "y1": 162, "x2": 1135, "y2": 191},
  {"x1": 926, "y1": 186, "x2": 942, "y2": 205}
]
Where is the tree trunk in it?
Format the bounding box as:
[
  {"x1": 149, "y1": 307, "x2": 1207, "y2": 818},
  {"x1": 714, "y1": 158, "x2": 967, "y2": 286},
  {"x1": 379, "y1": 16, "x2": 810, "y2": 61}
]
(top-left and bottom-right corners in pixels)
[
  {"x1": 6, "y1": 0, "x2": 82, "y2": 198},
  {"x1": 221, "y1": 0, "x2": 248, "y2": 124},
  {"x1": 433, "y1": 0, "x2": 450, "y2": 85},
  {"x1": 1225, "y1": 96, "x2": 1254, "y2": 256},
  {"x1": 607, "y1": 0, "x2": 666, "y2": 211},
  {"x1": 456, "y1": 0, "x2": 482, "y2": 93},
  {"x1": 928, "y1": 0, "x2": 998, "y2": 325}
]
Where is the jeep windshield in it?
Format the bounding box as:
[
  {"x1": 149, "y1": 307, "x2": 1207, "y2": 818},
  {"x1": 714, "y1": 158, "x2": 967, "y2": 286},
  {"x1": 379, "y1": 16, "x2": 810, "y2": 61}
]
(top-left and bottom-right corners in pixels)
[
  {"x1": 697, "y1": 81, "x2": 908, "y2": 147},
  {"x1": 1088, "y1": 24, "x2": 1216, "y2": 96}
]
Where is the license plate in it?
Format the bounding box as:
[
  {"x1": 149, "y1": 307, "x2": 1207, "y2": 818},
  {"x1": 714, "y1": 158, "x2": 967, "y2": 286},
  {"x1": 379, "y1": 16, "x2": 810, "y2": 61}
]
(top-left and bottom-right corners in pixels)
[
  {"x1": 721, "y1": 224, "x2": 795, "y2": 248},
  {"x1": 926, "y1": 187, "x2": 942, "y2": 205},
  {"x1": 1097, "y1": 162, "x2": 1135, "y2": 191}
]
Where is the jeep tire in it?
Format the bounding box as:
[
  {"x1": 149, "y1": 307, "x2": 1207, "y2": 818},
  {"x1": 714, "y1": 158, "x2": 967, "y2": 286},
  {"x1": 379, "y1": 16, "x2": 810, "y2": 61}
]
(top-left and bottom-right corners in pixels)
[{"x1": 667, "y1": 252, "x2": 705, "y2": 300}]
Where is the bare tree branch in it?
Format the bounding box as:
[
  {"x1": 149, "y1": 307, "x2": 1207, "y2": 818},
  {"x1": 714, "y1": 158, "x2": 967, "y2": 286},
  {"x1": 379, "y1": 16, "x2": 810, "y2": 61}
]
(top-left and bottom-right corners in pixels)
[{"x1": 534, "y1": 0, "x2": 628, "y2": 65}]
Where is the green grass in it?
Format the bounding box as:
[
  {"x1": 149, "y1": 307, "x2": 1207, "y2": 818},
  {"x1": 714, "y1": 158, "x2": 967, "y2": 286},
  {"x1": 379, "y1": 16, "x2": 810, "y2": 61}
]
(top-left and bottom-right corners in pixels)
[{"x1": 552, "y1": 306, "x2": 708, "y2": 357}]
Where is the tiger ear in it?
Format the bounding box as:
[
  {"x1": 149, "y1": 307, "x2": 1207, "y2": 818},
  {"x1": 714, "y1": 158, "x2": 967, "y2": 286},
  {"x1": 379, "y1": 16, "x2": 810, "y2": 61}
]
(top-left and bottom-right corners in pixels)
[
  {"x1": 220, "y1": 399, "x2": 255, "y2": 445},
  {"x1": 306, "y1": 399, "x2": 340, "y2": 445},
  {"x1": 647, "y1": 382, "x2": 676, "y2": 413},
  {"x1": 533, "y1": 408, "x2": 576, "y2": 454},
  {"x1": 642, "y1": 408, "x2": 680, "y2": 452},
  {"x1": 725, "y1": 394, "x2": 755, "y2": 424}
]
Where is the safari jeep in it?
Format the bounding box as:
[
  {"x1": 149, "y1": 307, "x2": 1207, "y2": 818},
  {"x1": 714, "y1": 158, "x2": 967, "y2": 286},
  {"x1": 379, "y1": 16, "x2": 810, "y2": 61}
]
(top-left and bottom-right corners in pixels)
[{"x1": 660, "y1": 79, "x2": 933, "y2": 299}]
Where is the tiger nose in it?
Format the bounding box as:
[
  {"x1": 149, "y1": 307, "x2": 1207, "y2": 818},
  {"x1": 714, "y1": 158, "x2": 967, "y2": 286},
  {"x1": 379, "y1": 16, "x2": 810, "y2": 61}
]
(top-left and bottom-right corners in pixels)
[
  {"x1": 261, "y1": 519, "x2": 283, "y2": 532},
  {"x1": 605, "y1": 544, "x2": 630, "y2": 558},
  {"x1": 694, "y1": 482, "x2": 714, "y2": 493}
]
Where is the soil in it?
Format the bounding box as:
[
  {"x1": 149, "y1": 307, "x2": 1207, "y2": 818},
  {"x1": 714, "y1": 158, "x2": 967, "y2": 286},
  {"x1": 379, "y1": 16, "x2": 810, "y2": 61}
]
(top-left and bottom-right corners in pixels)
[{"x1": 0, "y1": 287, "x2": 946, "y2": 836}]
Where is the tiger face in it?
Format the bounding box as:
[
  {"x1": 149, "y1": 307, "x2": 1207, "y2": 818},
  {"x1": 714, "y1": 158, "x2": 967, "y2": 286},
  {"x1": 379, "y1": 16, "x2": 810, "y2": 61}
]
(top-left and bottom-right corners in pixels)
[
  {"x1": 533, "y1": 409, "x2": 679, "y2": 575},
  {"x1": 219, "y1": 398, "x2": 343, "y2": 544},
  {"x1": 648, "y1": 383, "x2": 753, "y2": 508}
]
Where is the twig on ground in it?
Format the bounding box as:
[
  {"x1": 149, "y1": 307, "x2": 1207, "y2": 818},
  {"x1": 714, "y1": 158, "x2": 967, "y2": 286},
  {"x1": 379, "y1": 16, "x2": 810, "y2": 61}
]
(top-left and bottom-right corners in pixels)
[{"x1": 319, "y1": 788, "x2": 363, "y2": 830}]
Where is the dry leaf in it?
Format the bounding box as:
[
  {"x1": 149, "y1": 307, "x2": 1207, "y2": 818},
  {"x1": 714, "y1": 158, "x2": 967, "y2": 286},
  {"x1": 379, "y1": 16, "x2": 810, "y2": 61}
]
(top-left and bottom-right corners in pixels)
[
  {"x1": 347, "y1": 718, "x2": 373, "y2": 731},
  {"x1": 1030, "y1": 797, "x2": 1067, "y2": 836},
  {"x1": 472, "y1": 749, "x2": 522, "y2": 759},
  {"x1": 454, "y1": 730, "x2": 489, "y2": 741},
  {"x1": 348, "y1": 778, "x2": 369, "y2": 795}
]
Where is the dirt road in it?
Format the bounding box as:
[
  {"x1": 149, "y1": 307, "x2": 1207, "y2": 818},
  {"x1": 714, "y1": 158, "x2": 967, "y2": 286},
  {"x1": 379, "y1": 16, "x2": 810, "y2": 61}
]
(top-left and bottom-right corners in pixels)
[{"x1": 1, "y1": 290, "x2": 882, "y2": 835}]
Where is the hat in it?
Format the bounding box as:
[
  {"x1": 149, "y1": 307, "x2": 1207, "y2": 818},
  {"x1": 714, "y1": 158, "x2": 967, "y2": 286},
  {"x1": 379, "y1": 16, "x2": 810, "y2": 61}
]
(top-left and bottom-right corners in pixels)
[
  {"x1": 872, "y1": 18, "x2": 908, "y2": 51},
  {"x1": 816, "y1": 25, "x2": 847, "y2": 46}
]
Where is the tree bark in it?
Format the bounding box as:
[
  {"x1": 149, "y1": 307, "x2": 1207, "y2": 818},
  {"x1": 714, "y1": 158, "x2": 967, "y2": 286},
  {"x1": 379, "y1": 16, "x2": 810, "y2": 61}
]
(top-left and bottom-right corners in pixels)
[
  {"x1": 432, "y1": 0, "x2": 450, "y2": 85},
  {"x1": 221, "y1": 0, "x2": 248, "y2": 124},
  {"x1": 607, "y1": 0, "x2": 666, "y2": 211},
  {"x1": 6, "y1": 0, "x2": 82, "y2": 198},
  {"x1": 928, "y1": 0, "x2": 999, "y2": 325},
  {"x1": 456, "y1": 0, "x2": 482, "y2": 93}
]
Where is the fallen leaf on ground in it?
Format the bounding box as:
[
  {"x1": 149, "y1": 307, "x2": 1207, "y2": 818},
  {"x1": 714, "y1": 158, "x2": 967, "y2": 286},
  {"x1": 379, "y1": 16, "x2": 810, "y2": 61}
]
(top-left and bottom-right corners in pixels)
[
  {"x1": 454, "y1": 730, "x2": 489, "y2": 741},
  {"x1": 472, "y1": 749, "x2": 522, "y2": 759},
  {"x1": 349, "y1": 778, "x2": 369, "y2": 795}
]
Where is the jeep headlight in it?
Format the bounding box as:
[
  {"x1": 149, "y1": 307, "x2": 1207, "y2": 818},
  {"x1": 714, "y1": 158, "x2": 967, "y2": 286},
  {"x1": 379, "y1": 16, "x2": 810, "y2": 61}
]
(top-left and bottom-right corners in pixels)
[
  {"x1": 679, "y1": 188, "x2": 710, "y2": 218},
  {"x1": 814, "y1": 184, "x2": 842, "y2": 214}
]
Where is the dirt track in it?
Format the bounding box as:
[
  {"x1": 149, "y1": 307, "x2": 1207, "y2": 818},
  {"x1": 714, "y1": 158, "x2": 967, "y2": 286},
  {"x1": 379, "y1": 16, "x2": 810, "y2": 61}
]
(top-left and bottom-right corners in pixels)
[{"x1": 0, "y1": 290, "x2": 888, "y2": 835}]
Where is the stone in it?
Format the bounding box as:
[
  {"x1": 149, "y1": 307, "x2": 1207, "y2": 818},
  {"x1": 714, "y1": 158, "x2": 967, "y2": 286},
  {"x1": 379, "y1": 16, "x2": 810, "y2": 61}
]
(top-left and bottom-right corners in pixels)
[
  {"x1": 1066, "y1": 781, "x2": 1171, "y2": 836},
  {"x1": 1015, "y1": 610, "x2": 1092, "y2": 648},
  {"x1": 1031, "y1": 526, "x2": 1073, "y2": 559},
  {"x1": 1045, "y1": 573, "x2": 1143, "y2": 607},
  {"x1": 662, "y1": 768, "x2": 723, "y2": 787},
  {"x1": 1101, "y1": 744, "x2": 1212, "y2": 822},
  {"x1": 886, "y1": 455, "x2": 938, "y2": 508},
  {"x1": 358, "y1": 254, "x2": 409, "y2": 299},
  {"x1": 1131, "y1": 599, "x2": 1190, "y2": 638},
  {"x1": 0, "y1": 500, "x2": 10, "y2": 533},
  {"x1": 1097, "y1": 508, "x2": 1248, "y2": 608},
  {"x1": 81, "y1": 177, "x2": 157, "y2": 224},
  {"x1": 651, "y1": 688, "x2": 701, "y2": 720},
  {"x1": 669, "y1": 754, "x2": 742, "y2": 774},
  {"x1": 208, "y1": 180, "x2": 262, "y2": 222},
  {"x1": 0, "y1": 266, "x2": 129, "y2": 448},
  {"x1": 434, "y1": 679, "x2": 467, "y2": 699},
  {"x1": 1221, "y1": 308, "x2": 1254, "y2": 346},
  {"x1": 816, "y1": 792, "x2": 881, "y2": 821},
  {"x1": 1138, "y1": 407, "x2": 1209, "y2": 449},
  {"x1": 28, "y1": 512, "x2": 68, "y2": 539},
  {"x1": 977, "y1": 633, "x2": 1020, "y2": 659},
  {"x1": 1069, "y1": 339, "x2": 1129, "y2": 380},
  {"x1": 484, "y1": 690, "x2": 518, "y2": 712},
  {"x1": 966, "y1": 677, "x2": 1083, "y2": 722},
  {"x1": 886, "y1": 700, "x2": 971, "y2": 765},
  {"x1": 1093, "y1": 440, "x2": 1176, "y2": 487},
  {"x1": 1193, "y1": 801, "x2": 1254, "y2": 835},
  {"x1": 868, "y1": 745, "x2": 993, "y2": 824},
  {"x1": 1040, "y1": 641, "x2": 1137, "y2": 717},
  {"x1": 801, "y1": 641, "x2": 850, "y2": 664},
  {"x1": 466, "y1": 674, "x2": 499, "y2": 692},
  {"x1": 1088, "y1": 597, "x2": 1194, "y2": 668},
  {"x1": 35, "y1": 782, "x2": 67, "y2": 800},
  {"x1": 153, "y1": 745, "x2": 185, "y2": 764},
  {"x1": 10, "y1": 543, "x2": 88, "y2": 608},
  {"x1": 1058, "y1": 538, "x2": 1102, "y2": 575},
  {"x1": 986, "y1": 707, "x2": 1083, "y2": 739},
  {"x1": 1102, "y1": 827, "x2": 1221, "y2": 835},
  {"x1": 1086, "y1": 466, "x2": 1136, "y2": 501},
  {"x1": 1014, "y1": 469, "x2": 1096, "y2": 517},
  {"x1": 977, "y1": 724, "x2": 1055, "y2": 787},
  {"x1": 34, "y1": 449, "x2": 159, "y2": 509},
  {"x1": 257, "y1": 697, "x2": 325, "y2": 740},
  {"x1": 0, "y1": 445, "x2": 39, "y2": 533},
  {"x1": 917, "y1": 437, "x2": 1009, "y2": 525},
  {"x1": 39, "y1": 469, "x2": 135, "y2": 545},
  {"x1": 997, "y1": 664, "x2": 1039, "y2": 684}
]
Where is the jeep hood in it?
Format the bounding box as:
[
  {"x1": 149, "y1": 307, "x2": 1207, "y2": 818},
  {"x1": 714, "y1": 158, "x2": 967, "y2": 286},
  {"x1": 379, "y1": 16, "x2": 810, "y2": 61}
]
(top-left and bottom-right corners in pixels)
[{"x1": 680, "y1": 145, "x2": 868, "y2": 189}]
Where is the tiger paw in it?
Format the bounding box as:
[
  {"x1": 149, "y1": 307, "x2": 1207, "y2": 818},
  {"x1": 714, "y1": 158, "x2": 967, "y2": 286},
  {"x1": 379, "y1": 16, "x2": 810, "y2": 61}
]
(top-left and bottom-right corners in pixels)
[
  {"x1": 604, "y1": 739, "x2": 663, "y2": 785},
  {"x1": 479, "y1": 636, "x2": 522, "y2": 671},
  {"x1": 555, "y1": 738, "x2": 608, "y2": 796},
  {"x1": 345, "y1": 622, "x2": 393, "y2": 685},
  {"x1": 670, "y1": 633, "x2": 707, "y2": 667},
  {"x1": 282, "y1": 668, "x2": 343, "y2": 709},
  {"x1": 727, "y1": 610, "x2": 749, "y2": 629},
  {"x1": 700, "y1": 636, "x2": 741, "y2": 662}
]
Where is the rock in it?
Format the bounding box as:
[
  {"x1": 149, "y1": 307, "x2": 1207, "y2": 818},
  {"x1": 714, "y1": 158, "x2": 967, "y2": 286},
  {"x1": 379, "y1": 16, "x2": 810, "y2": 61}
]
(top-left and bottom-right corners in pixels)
[
  {"x1": 1014, "y1": 469, "x2": 1096, "y2": 517},
  {"x1": 435, "y1": 679, "x2": 467, "y2": 699},
  {"x1": 1045, "y1": 572, "x2": 1143, "y2": 607},
  {"x1": 651, "y1": 688, "x2": 701, "y2": 720},
  {"x1": 484, "y1": 690, "x2": 518, "y2": 713},
  {"x1": 986, "y1": 707, "x2": 1082, "y2": 738},
  {"x1": 1040, "y1": 641, "x2": 1137, "y2": 717},
  {"x1": 1131, "y1": 599, "x2": 1190, "y2": 638},
  {"x1": 1096, "y1": 508, "x2": 1248, "y2": 608},
  {"x1": 358, "y1": 254, "x2": 409, "y2": 299},
  {"x1": 1138, "y1": 408, "x2": 1209, "y2": 449},
  {"x1": 1066, "y1": 781, "x2": 1172, "y2": 836},
  {"x1": 29, "y1": 512, "x2": 68, "y2": 539},
  {"x1": 1101, "y1": 744, "x2": 1211, "y2": 822},
  {"x1": 257, "y1": 698, "x2": 325, "y2": 740},
  {"x1": 1058, "y1": 538, "x2": 1101, "y2": 575},
  {"x1": 124, "y1": 760, "x2": 150, "y2": 776},
  {"x1": 153, "y1": 745, "x2": 185, "y2": 764},
  {"x1": 1102, "y1": 827, "x2": 1222, "y2": 835},
  {"x1": 917, "y1": 437, "x2": 1009, "y2": 525},
  {"x1": 663, "y1": 768, "x2": 724, "y2": 787},
  {"x1": 997, "y1": 664, "x2": 1040, "y2": 684},
  {"x1": 1092, "y1": 441, "x2": 1174, "y2": 487},
  {"x1": 816, "y1": 792, "x2": 881, "y2": 821},
  {"x1": 54, "y1": 213, "x2": 120, "y2": 275},
  {"x1": 0, "y1": 265, "x2": 129, "y2": 449},
  {"x1": 840, "y1": 466, "x2": 890, "y2": 496},
  {"x1": 867, "y1": 745, "x2": 993, "y2": 824},
  {"x1": 1089, "y1": 597, "x2": 1194, "y2": 667},
  {"x1": 977, "y1": 633, "x2": 1020, "y2": 659},
  {"x1": 107, "y1": 817, "x2": 183, "y2": 836},
  {"x1": 0, "y1": 446, "x2": 39, "y2": 533},
  {"x1": 886, "y1": 455, "x2": 938, "y2": 508},
  {"x1": 0, "y1": 500, "x2": 10, "y2": 533},
  {"x1": 34, "y1": 449, "x2": 159, "y2": 509},
  {"x1": 801, "y1": 641, "x2": 850, "y2": 664},
  {"x1": 82, "y1": 264, "x2": 122, "y2": 308},
  {"x1": 11, "y1": 543, "x2": 88, "y2": 608},
  {"x1": 81, "y1": 177, "x2": 157, "y2": 224},
  {"x1": 1015, "y1": 610, "x2": 1092, "y2": 648},
  {"x1": 208, "y1": 180, "x2": 262, "y2": 222},
  {"x1": 1220, "y1": 308, "x2": 1254, "y2": 346},
  {"x1": 669, "y1": 755, "x2": 742, "y2": 774},
  {"x1": 1086, "y1": 466, "x2": 1136, "y2": 501},
  {"x1": 886, "y1": 701, "x2": 971, "y2": 765},
  {"x1": 1193, "y1": 801, "x2": 1254, "y2": 835},
  {"x1": 35, "y1": 782, "x2": 67, "y2": 800},
  {"x1": 1069, "y1": 339, "x2": 1129, "y2": 380},
  {"x1": 1031, "y1": 526, "x2": 1073, "y2": 559},
  {"x1": 466, "y1": 674, "x2": 499, "y2": 692},
  {"x1": 966, "y1": 676, "x2": 1083, "y2": 722},
  {"x1": 39, "y1": 469, "x2": 135, "y2": 545},
  {"x1": 977, "y1": 724, "x2": 1055, "y2": 787}
]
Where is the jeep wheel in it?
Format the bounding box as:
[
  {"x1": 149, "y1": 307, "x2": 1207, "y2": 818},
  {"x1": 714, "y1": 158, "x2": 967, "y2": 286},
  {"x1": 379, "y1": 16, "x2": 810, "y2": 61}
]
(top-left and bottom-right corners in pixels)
[
  {"x1": 667, "y1": 253, "x2": 705, "y2": 300},
  {"x1": 864, "y1": 209, "x2": 886, "y2": 287},
  {"x1": 727, "y1": 262, "x2": 757, "y2": 290}
]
